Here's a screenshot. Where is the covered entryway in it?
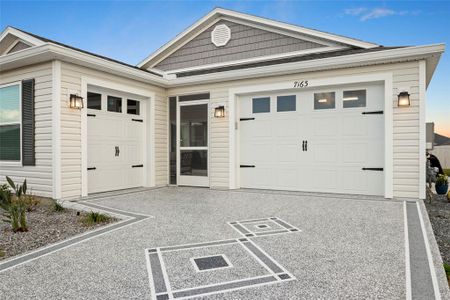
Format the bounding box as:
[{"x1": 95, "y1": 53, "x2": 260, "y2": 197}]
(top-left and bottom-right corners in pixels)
[
  {"x1": 239, "y1": 83, "x2": 385, "y2": 195},
  {"x1": 87, "y1": 88, "x2": 146, "y2": 194}
]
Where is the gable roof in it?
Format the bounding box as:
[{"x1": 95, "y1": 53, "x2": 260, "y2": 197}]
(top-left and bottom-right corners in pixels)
[
  {"x1": 0, "y1": 26, "x2": 163, "y2": 77},
  {"x1": 138, "y1": 7, "x2": 379, "y2": 70}
]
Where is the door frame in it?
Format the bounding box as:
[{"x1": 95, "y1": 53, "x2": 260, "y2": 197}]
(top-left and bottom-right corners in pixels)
[
  {"x1": 177, "y1": 99, "x2": 210, "y2": 187},
  {"x1": 80, "y1": 76, "x2": 155, "y2": 197},
  {"x1": 228, "y1": 72, "x2": 394, "y2": 198}
]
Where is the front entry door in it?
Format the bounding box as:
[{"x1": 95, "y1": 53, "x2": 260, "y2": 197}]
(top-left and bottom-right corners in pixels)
[{"x1": 177, "y1": 101, "x2": 209, "y2": 186}]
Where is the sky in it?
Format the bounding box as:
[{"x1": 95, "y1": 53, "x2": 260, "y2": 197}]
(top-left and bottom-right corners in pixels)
[{"x1": 1, "y1": 0, "x2": 449, "y2": 136}]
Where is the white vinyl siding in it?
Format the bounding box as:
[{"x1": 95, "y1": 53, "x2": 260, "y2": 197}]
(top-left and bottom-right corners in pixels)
[
  {"x1": 0, "y1": 62, "x2": 53, "y2": 197},
  {"x1": 60, "y1": 62, "x2": 167, "y2": 198},
  {"x1": 168, "y1": 61, "x2": 423, "y2": 198}
]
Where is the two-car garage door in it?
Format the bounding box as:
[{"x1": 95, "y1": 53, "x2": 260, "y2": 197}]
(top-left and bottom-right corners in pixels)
[{"x1": 239, "y1": 83, "x2": 385, "y2": 196}]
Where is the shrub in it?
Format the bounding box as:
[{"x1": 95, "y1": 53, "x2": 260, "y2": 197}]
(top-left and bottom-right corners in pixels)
[
  {"x1": 0, "y1": 176, "x2": 29, "y2": 232},
  {"x1": 436, "y1": 174, "x2": 449, "y2": 187},
  {"x1": 52, "y1": 200, "x2": 65, "y2": 212},
  {"x1": 82, "y1": 211, "x2": 111, "y2": 225},
  {"x1": 0, "y1": 248, "x2": 5, "y2": 258}
]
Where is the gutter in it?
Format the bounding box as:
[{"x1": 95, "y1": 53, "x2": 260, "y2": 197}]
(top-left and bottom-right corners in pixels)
[
  {"x1": 0, "y1": 43, "x2": 444, "y2": 88},
  {"x1": 169, "y1": 44, "x2": 445, "y2": 86}
]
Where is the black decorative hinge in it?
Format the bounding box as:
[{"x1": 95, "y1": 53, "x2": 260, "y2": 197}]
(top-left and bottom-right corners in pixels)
[
  {"x1": 240, "y1": 118, "x2": 255, "y2": 121},
  {"x1": 87, "y1": 167, "x2": 96, "y2": 170},
  {"x1": 362, "y1": 167, "x2": 383, "y2": 171},
  {"x1": 362, "y1": 111, "x2": 383, "y2": 115},
  {"x1": 240, "y1": 165, "x2": 255, "y2": 168},
  {"x1": 132, "y1": 164, "x2": 144, "y2": 168},
  {"x1": 87, "y1": 114, "x2": 96, "y2": 117},
  {"x1": 132, "y1": 119, "x2": 143, "y2": 122}
]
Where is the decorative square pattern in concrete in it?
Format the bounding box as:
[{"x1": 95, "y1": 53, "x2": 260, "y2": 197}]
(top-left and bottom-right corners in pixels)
[
  {"x1": 228, "y1": 217, "x2": 301, "y2": 237},
  {"x1": 145, "y1": 217, "x2": 299, "y2": 300}
]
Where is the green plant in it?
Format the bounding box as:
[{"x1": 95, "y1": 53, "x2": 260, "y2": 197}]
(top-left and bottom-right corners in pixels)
[
  {"x1": 52, "y1": 200, "x2": 65, "y2": 212},
  {"x1": 0, "y1": 248, "x2": 5, "y2": 258},
  {"x1": 0, "y1": 176, "x2": 29, "y2": 232},
  {"x1": 82, "y1": 211, "x2": 111, "y2": 225},
  {"x1": 444, "y1": 169, "x2": 450, "y2": 176},
  {"x1": 436, "y1": 174, "x2": 449, "y2": 186}
]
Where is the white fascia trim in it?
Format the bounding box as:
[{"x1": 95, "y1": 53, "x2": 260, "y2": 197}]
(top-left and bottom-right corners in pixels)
[
  {"x1": 137, "y1": 7, "x2": 378, "y2": 68},
  {"x1": 137, "y1": 9, "x2": 220, "y2": 68},
  {"x1": 419, "y1": 60, "x2": 426, "y2": 200},
  {"x1": 171, "y1": 44, "x2": 445, "y2": 86},
  {"x1": 3, "y1": 38, "x2": 33, "y2": 55},
  {"x1": 228, "y1": 72, "x2": 394, "y2": 199},
  {"x1": 165, "y1": 46, "x2": 347, "y2": 75},
  {"x1": 52, "y1": 60, "x2": 62, "y2": 200},
  {"x1": 213, "y1": 8, "x2": 379, "y2": 49},
  {"x1": 0, "y1": 27, "x2": 46, "y2": 47},
  {"x1": 0, "y1": 43, "x2": 169, "y2": 87},
  {"x1": 221, "y1": 16, "x2": 339, "y2": 48}
]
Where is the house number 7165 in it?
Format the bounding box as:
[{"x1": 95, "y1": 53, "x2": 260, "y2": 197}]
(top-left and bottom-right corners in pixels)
[{"x1": 293, "y1": 80, "x2": 308, "y2": 88}]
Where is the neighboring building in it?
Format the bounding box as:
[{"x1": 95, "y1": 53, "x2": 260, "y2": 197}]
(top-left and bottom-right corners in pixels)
[{"x1": 0, "y1": 8, "x2": 445, "y2": 200}]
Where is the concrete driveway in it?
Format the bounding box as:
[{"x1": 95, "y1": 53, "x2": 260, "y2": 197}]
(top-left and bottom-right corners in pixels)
[{"x1": 0, "y1": 187, "x2": 448, "y2": 299}]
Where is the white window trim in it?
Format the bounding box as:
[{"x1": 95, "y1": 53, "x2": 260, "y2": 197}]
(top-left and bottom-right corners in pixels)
[
  {"x1": 229, "y1": 72, "x2": 394, "y2": 199},
  {"x1": 0, "y1": 80, "x2": 22, "y2": 166}
]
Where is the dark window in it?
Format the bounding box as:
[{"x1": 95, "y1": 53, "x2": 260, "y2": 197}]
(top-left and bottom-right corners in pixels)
[
  {"x1": 343, "y1": 90, "x2": 366, "y2": 108},
  {"x1": 178, "y1": 93, "x2": 210, "y2": 102},
  {"x1": 277, "y1": 95, "x2": 296, "y2": 112},
  {"x1": 127, "y1": 99, "x2": 140, "y2": 115},
  {"x1": 252, "y1": 97, "x2": 270, "y2": 113},
  {"x1": 107, "y1": 96, "x2": 122, "y2": 113},
  {"x1": 169, "y1": 97, "x2": 176, "y2": 184},
  {"x1": 180, "y1": 150, "x2": 207, "y2": 176},
  {"x1": 0, "y1": 84, "x2": 21, "y2": 161},
  {"x1": 314, "y1": 92, "x2": 335, "y2": 110},
  {"x1": 87, "y1": 92, "x2": 101, "y2": 110}
]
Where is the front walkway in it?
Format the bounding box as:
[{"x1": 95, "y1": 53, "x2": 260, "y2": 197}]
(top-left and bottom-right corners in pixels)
[{"x1": 0, "y1": 187, "x2": 448, "y2": 299}]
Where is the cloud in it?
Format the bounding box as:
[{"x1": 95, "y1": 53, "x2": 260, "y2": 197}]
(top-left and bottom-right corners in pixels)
[
  {"x1": 344, "y1": 8, "x2": 367, "y2": 16},
  {"x1": 0, "y1": 110, "x2": 19, "y2": 123},
  {"x1": 360, "y1": 8, "x2": 395, "y2": 21},
  {"x1": 344, "y1": 7, "x2": 419, "y2": 21}
]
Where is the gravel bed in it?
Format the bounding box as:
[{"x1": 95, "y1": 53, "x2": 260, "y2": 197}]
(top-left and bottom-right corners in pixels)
[
  {"x1": 0, "y1": 200, "x2": 118, "y2": 260},
  {"x1": 425, "y1": 194, "x2": 450, "y2": 265}
]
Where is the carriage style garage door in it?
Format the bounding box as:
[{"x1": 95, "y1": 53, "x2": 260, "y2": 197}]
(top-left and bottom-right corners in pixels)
[
  {"x1": 239, "y1": 83, "x2": 385, "y2": 196},
  {"x1": 87, "y1": 90, "x2": 145, "y2": 194}
]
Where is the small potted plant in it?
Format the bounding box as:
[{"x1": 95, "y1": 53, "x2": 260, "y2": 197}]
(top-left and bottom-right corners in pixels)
[{"x1": 435, "y1": 174, "x2": 449, "y2": 195}]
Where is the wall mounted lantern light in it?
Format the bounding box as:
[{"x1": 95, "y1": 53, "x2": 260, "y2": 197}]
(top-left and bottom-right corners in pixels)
[
  {"x1": 397, "y1": 91, "x2": 410, "y2": 107},
  {"x1": 69, "y1": 94, "x2": 84, "y2": 109},
  {"x1": 214, "y1": 106, "x2": 225, "y2": 118}
]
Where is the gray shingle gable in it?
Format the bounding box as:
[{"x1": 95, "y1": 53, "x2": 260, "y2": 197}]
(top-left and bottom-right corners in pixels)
[{"x1": 154, "y1": 20, "x2": 331, "y2": 71}]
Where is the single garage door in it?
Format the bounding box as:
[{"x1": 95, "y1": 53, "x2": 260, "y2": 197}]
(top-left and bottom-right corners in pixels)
[
  {"x1": 239, "y1": 83, "x2": 384, "y2": 196},
  {"x1": 87, "y1": 91, "x2": 145, "y2": 194}
]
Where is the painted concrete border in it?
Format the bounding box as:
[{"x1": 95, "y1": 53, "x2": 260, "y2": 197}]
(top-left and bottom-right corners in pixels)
[{"x1": 0, "y1": 201, "x2": 152, "y2": 273}]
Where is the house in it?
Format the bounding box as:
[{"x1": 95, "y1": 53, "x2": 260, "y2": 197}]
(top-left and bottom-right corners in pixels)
[{"x1": 0, "y1": 8, "x2": 445, "y2": 200}]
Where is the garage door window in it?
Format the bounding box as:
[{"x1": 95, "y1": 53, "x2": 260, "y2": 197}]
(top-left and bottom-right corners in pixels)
[
  {"x1": 277, "y1": 95, "x2": 296, "y2": 112},
  {"x1": 0, "y1": 83, "x2": 21, "y2": 161},
  {"x1": 87, "y1": 92, "x2": 101, "y2": 110},
  {"x1": 314, "y1": 92, "x2": 335, "y2": 110},
  {"x1": 252, "y1": 97, "x2": 270, "y2": 113},
  {"x1": 107, "y1": 96, "x2": 122, "y2": 113},
  {"x1": 343, "y1": 90, "x2": 366, "y2": 108},
  {"x1": 127, "y1": 99, "x2": 140, "y2": 115}
]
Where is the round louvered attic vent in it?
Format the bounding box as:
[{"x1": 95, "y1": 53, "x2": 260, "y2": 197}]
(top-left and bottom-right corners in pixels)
[{"x1": 211, "y1": 24, "x2": 231, "y2": 47}]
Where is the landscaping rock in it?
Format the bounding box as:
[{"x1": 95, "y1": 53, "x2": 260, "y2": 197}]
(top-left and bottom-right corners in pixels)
[
  {"x1": 425, "y1": 194, "x2": 450, "y2": 265},
  {"x1": 0, "y1": 201, "x2": 117, "y2": 260}
]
